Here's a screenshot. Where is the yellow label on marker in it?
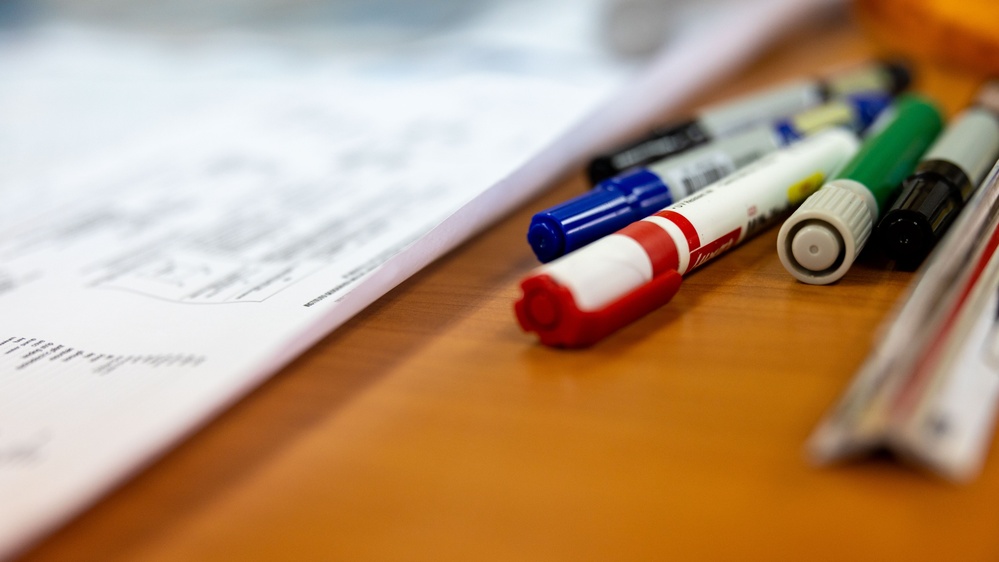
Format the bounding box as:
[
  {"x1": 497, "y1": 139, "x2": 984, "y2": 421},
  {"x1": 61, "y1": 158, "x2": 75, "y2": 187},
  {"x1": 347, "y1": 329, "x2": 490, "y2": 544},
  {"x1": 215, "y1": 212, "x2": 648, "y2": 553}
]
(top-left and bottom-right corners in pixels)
[
  {"x1": 790, "y1": 104, "x2": 855, "y2": 136},
  {"x1": 787, "y1": 173, "x2": 825, "y2": 204}
]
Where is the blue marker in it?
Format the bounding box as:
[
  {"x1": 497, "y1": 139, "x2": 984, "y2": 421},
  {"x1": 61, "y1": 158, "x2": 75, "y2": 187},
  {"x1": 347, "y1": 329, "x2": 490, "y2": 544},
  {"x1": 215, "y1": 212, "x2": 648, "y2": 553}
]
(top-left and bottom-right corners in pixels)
[{"x1": 528, "y1": 92, "x2": 890, "y2": 262}]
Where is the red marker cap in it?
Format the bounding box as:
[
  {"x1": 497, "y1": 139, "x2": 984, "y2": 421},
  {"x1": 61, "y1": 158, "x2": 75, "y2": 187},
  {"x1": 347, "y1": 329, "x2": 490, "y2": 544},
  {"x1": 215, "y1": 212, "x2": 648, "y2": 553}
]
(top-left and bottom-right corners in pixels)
[{"x1": 514, "y1": 270, "x2": 683, "y2": 348}]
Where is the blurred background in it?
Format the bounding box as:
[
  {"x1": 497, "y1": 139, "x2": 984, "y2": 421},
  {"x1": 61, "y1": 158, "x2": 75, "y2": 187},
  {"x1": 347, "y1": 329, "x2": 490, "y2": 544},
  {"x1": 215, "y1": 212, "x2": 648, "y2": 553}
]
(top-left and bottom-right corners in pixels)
[
  {"x1": 3, "y1": 0, "x2": 995, "y2": 65},
  {"x1": 1, "y1": 0, "x2": 996, "y2": 193}
]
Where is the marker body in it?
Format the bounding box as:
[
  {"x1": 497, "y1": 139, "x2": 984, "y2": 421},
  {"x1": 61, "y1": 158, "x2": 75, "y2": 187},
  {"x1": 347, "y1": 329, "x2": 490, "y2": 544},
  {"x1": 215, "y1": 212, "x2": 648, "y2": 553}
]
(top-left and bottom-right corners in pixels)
[
  {"x1": 778, "y1": 95, "x2": 944, "y2": 285},
  {"x1": 586, "y1": 60, "x2": 909, "y2": 183},
  {"x1": 878, "y1": 106, "x2": 999, "y2": 267},
  {"x1": 530, "y1": 93, "x2": 890, "y2": 262},
  {"x1": 516, "y1": 129, "x2": 860, "y2": 347}
]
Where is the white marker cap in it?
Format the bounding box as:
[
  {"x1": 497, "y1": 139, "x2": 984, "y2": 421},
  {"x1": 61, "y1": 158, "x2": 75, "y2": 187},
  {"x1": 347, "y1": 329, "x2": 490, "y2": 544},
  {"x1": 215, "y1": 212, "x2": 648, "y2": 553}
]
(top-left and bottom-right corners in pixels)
[{"x1": 777, "y1": 179, "x2": 877, "y2": 285}]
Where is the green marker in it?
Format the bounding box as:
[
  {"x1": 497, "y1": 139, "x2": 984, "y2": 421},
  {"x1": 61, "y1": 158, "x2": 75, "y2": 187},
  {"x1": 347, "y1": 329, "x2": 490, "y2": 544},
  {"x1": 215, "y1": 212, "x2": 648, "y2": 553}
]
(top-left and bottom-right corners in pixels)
[{"x1": 776, "y1": 95, "x2": 944, "y2": 284}]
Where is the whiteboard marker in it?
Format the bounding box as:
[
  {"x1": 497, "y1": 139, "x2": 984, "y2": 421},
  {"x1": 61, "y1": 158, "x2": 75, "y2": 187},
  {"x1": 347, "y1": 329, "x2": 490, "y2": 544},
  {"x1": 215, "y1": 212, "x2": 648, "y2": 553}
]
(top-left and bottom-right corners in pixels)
[
  {"x1": 515, "y1": 129, "x2": 859, "y2": 347},
  {"x1": 528, "y1": 92, "x2": 890, "y2": 262},
  {"x1": 585, "y1": 60, "x2": 909, "y2": 183},
  {"x1": 777, "y1": 95, "x2": 944, "y2": 285},
  {"x1": 877, "y1": 84, "x2": 999, "y2": 268}
]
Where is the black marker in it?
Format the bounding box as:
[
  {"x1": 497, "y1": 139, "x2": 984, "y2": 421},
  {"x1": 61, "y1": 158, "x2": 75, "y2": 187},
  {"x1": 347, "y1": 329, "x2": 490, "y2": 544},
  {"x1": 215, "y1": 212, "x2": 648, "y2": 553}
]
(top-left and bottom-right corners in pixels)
[
  {"x1": 585, "y1": 60, "x2": 910, "y2": 184},
  {"x1": 878, "y1": 84, "x2": 999, "y2": 268}
]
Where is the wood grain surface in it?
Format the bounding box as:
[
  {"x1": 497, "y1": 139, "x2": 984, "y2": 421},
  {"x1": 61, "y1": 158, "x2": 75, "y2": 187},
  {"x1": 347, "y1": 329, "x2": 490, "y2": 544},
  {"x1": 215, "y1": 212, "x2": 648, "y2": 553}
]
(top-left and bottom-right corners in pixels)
[{"x1": 18, "y1": 12, "x2": 999, "y2": 562}]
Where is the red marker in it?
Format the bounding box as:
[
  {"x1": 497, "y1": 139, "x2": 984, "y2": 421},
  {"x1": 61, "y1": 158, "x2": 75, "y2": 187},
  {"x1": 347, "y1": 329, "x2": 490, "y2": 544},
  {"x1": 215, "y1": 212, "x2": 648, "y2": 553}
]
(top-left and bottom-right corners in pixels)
[{"x1": 515, "y1": 129, "x2": 859, "y2": 347}]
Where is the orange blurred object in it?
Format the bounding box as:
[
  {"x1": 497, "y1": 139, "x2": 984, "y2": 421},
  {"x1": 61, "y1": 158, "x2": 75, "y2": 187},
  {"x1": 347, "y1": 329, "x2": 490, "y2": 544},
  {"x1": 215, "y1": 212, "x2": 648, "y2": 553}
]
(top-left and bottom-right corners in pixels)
[{"x1": 855, "y1": 0, "x2": 999, "y2": 75}]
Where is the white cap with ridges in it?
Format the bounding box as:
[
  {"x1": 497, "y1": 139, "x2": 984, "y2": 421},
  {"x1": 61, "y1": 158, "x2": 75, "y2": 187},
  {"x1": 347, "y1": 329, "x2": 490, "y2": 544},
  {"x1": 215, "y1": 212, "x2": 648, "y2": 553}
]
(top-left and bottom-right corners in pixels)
[{"x1": 777, "y1": 179, "x2": 877, "y2": 284}]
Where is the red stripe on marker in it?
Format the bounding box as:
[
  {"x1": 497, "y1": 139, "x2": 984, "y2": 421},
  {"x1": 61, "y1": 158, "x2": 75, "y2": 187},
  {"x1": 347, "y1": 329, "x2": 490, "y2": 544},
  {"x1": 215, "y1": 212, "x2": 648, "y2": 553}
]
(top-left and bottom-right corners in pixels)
[
  {"x1": 619, "y1": 221, "x2": 679, "y2": 276},
  {"x1": 657, "y1": 210, "x2": 701, "y2": 251}
]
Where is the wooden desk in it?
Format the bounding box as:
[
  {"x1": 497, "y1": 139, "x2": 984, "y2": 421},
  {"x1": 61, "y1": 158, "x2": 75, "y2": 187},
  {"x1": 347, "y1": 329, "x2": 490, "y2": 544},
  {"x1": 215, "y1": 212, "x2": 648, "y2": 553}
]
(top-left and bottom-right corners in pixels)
[{"x1": 20, "y1": 14, "x2": 999, "y2": 562}]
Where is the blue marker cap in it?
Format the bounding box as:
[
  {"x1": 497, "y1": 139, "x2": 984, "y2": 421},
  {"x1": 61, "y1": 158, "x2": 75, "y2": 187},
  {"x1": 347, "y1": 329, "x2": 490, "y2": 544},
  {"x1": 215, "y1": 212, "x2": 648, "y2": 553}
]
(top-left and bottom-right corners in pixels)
[{"x1": 527, "y1": 169, "x2": 671, "y2": 262}]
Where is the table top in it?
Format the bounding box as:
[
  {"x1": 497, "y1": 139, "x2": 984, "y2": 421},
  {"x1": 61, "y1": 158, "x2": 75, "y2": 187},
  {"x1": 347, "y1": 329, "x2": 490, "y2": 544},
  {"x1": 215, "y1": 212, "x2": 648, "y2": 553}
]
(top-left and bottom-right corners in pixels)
[{"x1": 20, "y1": 14, "x2": 999, "y2": 562}]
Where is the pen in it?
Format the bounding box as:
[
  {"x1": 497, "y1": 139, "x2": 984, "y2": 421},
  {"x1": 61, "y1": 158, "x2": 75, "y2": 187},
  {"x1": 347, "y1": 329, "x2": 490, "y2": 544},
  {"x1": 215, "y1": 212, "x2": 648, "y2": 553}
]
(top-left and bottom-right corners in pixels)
[
  {"x1": 585, "y1": 60, "x2": 910, "y2": 184},
  {"x1": 877, "y1": 83, "x2": 999, "y2": 268},
  {"x1": 777, "y1": 95, "x2": 944, "y2": 285},
  {"x1": 528, "y1": 92, "x2": 891, "y2": 263},
  {"x1": 515, "y1": 129, "x2": 859, "y2": 347}
]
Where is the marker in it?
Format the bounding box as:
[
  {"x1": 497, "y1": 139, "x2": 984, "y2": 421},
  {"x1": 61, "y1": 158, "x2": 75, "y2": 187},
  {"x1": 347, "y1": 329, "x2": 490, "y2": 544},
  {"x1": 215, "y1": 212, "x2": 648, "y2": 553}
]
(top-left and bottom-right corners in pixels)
[
  {"x1": 877, "y1": 85, "x2": 999, "y2": 268},
  {"x1": 585, "y1": 60, "x2": 910, "y2": 184},
  {"x1": 777, "y1": 95, "x2": 944, "y2": 284},
  {"x1": 515, "y1": 129, "x2": 859, "y2": 347},
  {"x1": 528, "y1": 92, "x2": 890, "y2": 263}
]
